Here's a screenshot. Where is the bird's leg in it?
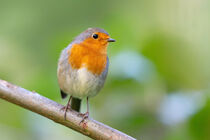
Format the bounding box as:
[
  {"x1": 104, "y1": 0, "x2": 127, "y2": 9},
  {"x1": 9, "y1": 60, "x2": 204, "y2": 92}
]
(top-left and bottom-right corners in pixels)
[
  {"x1": 84, "y1": 97, "x2": 89, "y2": 118},
  {"x1": 61, "y1": 96, "x2": 72, "y2": 120},
  {"x1": 79, "y1": 97, "x2": 89, "y2": 124}
]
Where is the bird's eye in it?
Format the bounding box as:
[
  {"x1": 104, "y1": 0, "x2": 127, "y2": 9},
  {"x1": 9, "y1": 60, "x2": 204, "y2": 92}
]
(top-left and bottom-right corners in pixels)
[{"x1": 92, "y1": 34, "x2": 98, "y2": 39}]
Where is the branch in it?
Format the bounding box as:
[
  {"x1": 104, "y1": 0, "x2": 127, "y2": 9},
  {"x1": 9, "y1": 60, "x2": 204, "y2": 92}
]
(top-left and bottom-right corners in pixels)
[{"x1": 0, "y1": 79, "x2": 136, "y2": 140}]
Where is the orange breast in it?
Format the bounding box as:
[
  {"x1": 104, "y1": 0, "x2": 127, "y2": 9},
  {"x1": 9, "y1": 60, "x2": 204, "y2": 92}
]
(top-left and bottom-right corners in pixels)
[{"x1": 68, "y1": 38, "x2": 107, "y2": 75}]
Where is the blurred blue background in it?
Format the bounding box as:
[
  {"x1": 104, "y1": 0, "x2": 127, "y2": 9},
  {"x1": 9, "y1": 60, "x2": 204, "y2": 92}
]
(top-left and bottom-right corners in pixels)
[{"x1": 0, "y1": 0, "x2": 210, "y2": 140}]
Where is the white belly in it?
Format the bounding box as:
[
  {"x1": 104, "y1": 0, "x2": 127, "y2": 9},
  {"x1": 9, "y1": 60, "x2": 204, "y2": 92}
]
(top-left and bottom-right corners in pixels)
[
  {"x1": 58, "y1": 66, "x2": 105, "y2": 99},
  {"x1": 71, "y1": 67, "x2": 104, "y2": 98}
]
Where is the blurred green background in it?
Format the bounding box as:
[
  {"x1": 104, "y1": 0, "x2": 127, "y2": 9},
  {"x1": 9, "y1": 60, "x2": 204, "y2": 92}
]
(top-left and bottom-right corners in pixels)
[{"x1": 0, "y1": 0, "x2": 210, "y2": 140}]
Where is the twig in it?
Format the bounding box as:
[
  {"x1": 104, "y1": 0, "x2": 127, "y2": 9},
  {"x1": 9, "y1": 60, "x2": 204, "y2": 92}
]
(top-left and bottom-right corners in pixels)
[{"x1": 0, "y1": 79, "x2": 136, "y2": 140}]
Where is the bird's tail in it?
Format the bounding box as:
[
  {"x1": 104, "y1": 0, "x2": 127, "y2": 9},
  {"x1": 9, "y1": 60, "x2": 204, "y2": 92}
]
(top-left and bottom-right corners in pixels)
[{"x1": 71, "y1": 97, "x2": 81, "y2": 112}]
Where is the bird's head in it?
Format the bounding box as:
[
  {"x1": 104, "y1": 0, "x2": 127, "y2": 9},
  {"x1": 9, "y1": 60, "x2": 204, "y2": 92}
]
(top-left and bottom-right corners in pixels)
[{"x1": 73, "y1": 28, "x2": 115, "y2": 53}]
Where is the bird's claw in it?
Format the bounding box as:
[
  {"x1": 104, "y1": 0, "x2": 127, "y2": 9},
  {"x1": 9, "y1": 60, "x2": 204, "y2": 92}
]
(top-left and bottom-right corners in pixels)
[
  {"x1": 60, "y1": 105, "x2": 72, "y2": 120},
  {"x1": 60, "y1": 105, "x2": 71, "y2": 112},
  {"x1": 79, "y1": 112, "x2": 89, "y2": 124}
]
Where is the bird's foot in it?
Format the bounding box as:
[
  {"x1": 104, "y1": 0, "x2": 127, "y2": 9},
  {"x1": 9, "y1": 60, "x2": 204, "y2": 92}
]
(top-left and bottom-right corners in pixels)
[
  {"x1": 60, "y1": 105, "x2": 72, "y2": 112},
  {"x1": 60, "y1": 105, "x2": 72, "y2": 120},
  {"x1": 79, "y1": 112, "x2": 89, "y2": 124}
]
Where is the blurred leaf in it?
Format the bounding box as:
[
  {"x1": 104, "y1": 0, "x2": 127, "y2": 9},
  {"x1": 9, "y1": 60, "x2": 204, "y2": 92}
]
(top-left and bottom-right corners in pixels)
[
  {"x1": 189, "y1": 99, "x2": 210, "y2": 140},
  {"x1": 142, "y1": 31, "x2": 210, "y2": 90}
]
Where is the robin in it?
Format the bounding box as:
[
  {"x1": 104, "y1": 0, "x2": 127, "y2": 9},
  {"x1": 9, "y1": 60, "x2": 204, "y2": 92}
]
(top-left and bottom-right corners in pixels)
[{"x1": 57, "y1": 28, "x2": 115, "y2": 120}]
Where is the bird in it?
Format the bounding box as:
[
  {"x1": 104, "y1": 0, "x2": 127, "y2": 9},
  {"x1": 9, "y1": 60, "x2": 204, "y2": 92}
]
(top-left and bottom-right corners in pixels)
[{"x1": 57, "y1": 28, "x2": 115, "y2": 120}]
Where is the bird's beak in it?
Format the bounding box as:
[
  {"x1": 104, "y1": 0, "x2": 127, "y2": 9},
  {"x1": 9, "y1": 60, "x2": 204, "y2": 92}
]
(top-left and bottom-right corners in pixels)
[{"x1": 107, "y1": 38, "x2": 116, "y2": 42}]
